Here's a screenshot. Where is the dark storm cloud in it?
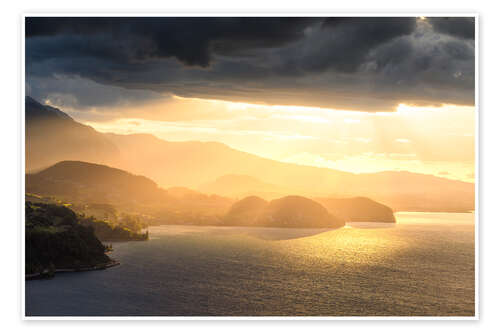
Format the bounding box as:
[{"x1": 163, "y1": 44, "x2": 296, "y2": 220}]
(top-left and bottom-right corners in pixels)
[
  {"x1": 25, "y1": 17, "x2": 475, "y2": 113},
  {"x1": 307, "y1": 17, "x2": 417, "y2": 72},
  {"x1": 26, "y1": 17, "x2": 316, "y2": 67},
  {"x1": 426, "y1": 17, "x2": 475, "y2": 40}
]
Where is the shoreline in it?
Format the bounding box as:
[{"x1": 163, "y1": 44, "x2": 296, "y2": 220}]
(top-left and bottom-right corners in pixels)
[{"x1": 26, "y1": 259, "x2": 120, "y2": 280}]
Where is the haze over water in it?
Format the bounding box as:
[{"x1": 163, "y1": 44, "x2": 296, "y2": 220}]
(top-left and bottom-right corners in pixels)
[{"x1": 25, "y1": 212, "x2": 475, "y2": 316}]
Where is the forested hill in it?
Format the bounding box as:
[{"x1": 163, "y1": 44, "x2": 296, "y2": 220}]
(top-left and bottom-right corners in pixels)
[
  {"x1": 26, "y1": 160, "x2": 164, "y2": 204},
  {"x1": 25, "y1": 202, "x2": 111, "y2": 276}
]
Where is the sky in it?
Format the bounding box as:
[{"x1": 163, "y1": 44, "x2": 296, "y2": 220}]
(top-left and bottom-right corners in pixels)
[{"x1": 25, "y1": 17, "x2": 475, "y2": 182}]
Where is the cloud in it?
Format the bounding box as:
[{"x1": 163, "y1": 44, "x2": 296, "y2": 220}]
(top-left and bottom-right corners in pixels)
[
  {"x1": 395, "y1": 138, "x2": 411, "y2": 143},
  {"x1": 25, "y1": 17, "x2": 475, "y2": 112},
  {"x1": 25, "y1": 17, "x2": 315, "y2": 67},
  {"x1": 27, "y1": 75, "x2": 168, "y2": 110},
  {"x1": 272, "y1": 17, "x2": 417, "y2": 74},
  {"x1": 426, "y1": 17, "x2": 475, "y2": 39}
]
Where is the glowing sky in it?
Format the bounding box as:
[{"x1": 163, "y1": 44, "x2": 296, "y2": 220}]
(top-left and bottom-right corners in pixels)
[
  {"x1": 27, "y1": 17, "x2": 475, "y2": 182},
  {"x1": 57, "y1": 96, "x2": 476, "y2": 183}
]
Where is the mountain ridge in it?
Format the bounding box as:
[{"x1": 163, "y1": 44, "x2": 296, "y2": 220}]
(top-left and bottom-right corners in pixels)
[
  {"x1": 25, "y1": 96, "x2": 120, "y2": 171},
  {"x1": 25, "y1": 96, "x2": 475, "y2": 212}
]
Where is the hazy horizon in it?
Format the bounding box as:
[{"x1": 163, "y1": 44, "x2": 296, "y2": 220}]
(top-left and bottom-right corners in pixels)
[
  {"x1": 75, "y1": 100, "x2": 476, "y2": 184},
  {"x1": 26, "y1": 96, "x2": 475, "y2": 185}
]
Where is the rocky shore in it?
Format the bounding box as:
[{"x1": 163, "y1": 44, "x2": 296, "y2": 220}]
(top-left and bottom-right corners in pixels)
[{"x1": 26, "y1": 259, "x2": 120, "y2": 280}]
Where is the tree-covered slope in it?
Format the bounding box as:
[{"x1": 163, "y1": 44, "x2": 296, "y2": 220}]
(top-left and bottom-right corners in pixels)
[{"x1": 25, "y1": 202, "x2": 111, "y2": 275}]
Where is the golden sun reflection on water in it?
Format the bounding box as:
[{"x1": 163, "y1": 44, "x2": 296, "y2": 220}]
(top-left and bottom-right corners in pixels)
[{"x1": 276, "y1": 226, "x2": 410, "y2": 266}]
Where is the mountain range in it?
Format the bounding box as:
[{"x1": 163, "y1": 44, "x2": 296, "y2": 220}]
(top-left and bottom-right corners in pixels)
[
  {"x1": 26, "y1": 161, "x2": 234, "y2": 223},
  {"x1": 25, "y1": 96, "x2": 475, "y2": 212},
  {"x1": 25, "y1": 96, "x2": 120, "y2": 172},
  {"x1": 27, "y1": 160, "x2": 396, "y2": 226}
]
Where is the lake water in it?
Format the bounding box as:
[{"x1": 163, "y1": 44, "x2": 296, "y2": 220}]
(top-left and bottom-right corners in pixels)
[{"x1": 25, "y1": 212, "x2": 475, "y2": 317}]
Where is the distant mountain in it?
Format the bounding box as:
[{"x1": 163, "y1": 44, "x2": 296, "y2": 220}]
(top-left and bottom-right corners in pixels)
[
  {"x1": 25, "y1": 97, "x2": 475, "y2": 212},
  {"x1": 104, "y1": 132, "x2": 314, "y2": 191},
  {"x1": 25, "y1": 96, "x2": 120, "y2": 172},
  {"x1": 26, "y1": 161, "x2": 233, "y2": 221},
  {"x1": 199, "y1": 174, "x2": 289, "y2": 199},
  {"x1": 166, "y1": 186, "x2": 232, "y2": 203},
  {"x1": 104, "y1": 132, "x2": 474, "y2": 212},
  {"x1": 165, "y1": 186, "x2": 203, "y2": 198},
  {"x1": 315, "y1": 197, "x2": 396, "y2": 223},
  {"x1": 103, "y1": 132, "x2": 350, "y2": 194},
  {"x1": 343, "y1": 171, "x2": 474, "y2": 212}
]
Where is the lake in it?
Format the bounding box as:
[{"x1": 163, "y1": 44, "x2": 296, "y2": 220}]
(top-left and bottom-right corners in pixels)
[{"x1": 25, "y1": 212, "x2": 475, "y2": 317}]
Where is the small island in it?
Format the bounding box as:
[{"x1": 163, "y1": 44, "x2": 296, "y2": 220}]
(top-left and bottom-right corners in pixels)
[
  {"x1": 223, "y1": 195, "x2": 345, "y2": 228},
  {"x1": 315, "y1": 197, "x2": 396, "y2": 223}
]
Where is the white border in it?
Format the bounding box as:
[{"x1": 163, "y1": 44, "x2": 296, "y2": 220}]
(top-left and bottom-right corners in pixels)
[
  {"x1": 21, "y1": 10, "x2": 25, "y2": 321},
  {"x1": 20, "y1": 13, "x2": 479, "y2": 321}
]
